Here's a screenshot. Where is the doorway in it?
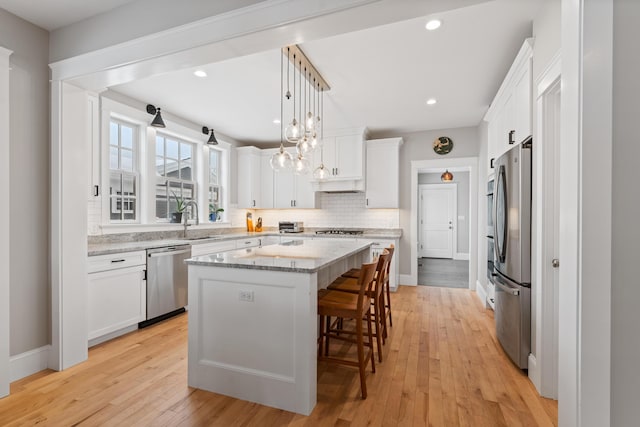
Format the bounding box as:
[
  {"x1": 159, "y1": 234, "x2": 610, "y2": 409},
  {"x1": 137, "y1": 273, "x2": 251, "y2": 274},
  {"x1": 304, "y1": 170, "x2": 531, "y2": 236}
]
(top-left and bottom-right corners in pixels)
[{"x1": 411, "y1": 163, "x2": 476, "y2": 289}]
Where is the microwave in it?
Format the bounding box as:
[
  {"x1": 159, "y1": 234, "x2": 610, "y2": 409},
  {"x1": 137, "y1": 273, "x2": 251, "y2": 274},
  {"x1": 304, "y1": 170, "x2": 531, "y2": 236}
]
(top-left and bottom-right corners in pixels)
[{"x1": 279, "y1": 221, "x2": 304, "y2": 233}]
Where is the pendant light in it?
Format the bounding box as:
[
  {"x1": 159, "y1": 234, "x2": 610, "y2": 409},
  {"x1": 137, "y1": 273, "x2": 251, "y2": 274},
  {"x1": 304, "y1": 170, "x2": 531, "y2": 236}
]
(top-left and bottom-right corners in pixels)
[
  {"x1": 284, "y1": 53, "x2": 300, "y2": 143},
  {"x1": 441, "y1": 170, "x2": 454, "y2": 182},
  {"x1": 308, "y1": 80, "x2": 321, "y2": 151},
  {"x1": 313, "y1": 86, "x2": 329, "y2": 180},
  {"x1": 297, "y1": 65, "x2": 312, "y2": 155},
  {"x1": 292, "y1": 152, "x2": 311, "y2": 175},
  {"x1": 271, "y1": 49, "x2": 293, "y2": 171}
]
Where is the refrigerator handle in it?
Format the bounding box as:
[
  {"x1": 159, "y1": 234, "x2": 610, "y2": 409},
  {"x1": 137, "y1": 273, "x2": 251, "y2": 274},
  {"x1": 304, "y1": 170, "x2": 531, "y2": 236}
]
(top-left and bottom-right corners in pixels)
[{"x1": 495, "y1": 279, "x2": 520, "y2": 296}]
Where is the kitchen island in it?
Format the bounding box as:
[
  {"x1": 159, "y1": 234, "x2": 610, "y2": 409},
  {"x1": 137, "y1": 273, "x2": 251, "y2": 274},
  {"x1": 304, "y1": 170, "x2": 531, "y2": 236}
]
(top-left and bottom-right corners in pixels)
[{"x1": 185, "y1": 239, "x2": 372, "y2": 415}]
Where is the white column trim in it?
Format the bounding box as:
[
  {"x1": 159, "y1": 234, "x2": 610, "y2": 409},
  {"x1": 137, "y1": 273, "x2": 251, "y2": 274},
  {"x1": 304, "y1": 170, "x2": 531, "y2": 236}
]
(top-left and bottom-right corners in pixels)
[{"x1": 0, "y1": 46, "x2": 13, "y2": 399}]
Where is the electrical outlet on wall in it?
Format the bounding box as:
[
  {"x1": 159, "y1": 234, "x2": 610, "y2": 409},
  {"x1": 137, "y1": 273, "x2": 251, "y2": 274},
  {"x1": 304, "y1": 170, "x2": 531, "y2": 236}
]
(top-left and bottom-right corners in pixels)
[{"x1": 239, "y1": 290, "x2": 254, "y2": 302}]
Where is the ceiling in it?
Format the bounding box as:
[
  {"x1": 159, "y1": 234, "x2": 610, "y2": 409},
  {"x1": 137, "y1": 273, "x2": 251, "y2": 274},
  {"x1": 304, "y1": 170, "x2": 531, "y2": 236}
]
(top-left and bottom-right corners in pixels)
[
  {"x1": 112, "y1": 0, "x2": 540, "y2": 145},
  {"x1": 0, "y1": 0, "x2": 135, "y2": 30}
]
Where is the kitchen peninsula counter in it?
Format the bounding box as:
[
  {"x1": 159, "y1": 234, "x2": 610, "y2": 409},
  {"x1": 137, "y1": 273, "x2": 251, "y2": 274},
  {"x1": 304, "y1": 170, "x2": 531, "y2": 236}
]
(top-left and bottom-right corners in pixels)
[{"x1": 185, "y1": 239, "x2": 372, "y2": 415}]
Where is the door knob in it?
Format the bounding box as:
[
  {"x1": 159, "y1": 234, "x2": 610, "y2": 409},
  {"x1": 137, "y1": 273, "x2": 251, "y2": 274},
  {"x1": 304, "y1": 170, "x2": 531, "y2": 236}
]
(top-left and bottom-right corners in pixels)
[{"x1": 552, "y1": 259, "x2": 560, "y2": 268}]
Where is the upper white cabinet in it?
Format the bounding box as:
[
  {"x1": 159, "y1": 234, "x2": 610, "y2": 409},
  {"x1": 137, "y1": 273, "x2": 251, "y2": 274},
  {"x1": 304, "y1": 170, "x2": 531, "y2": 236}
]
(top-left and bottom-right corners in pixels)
[
  {"x1": 312, "y1": 127, "x2": 367, "y2": 192},
  {"x1": 365, "y1": 138, "x2": 403, "y2": 208},
  {"x1": 259, "y1": 147, "x2": 317, "y2": 209},
  {"x1": 237, "y1": 146, "x2": 262, "y2": 208},
  {"x1": 260, "y1": 150, "x2": 274, "y2": 209},
  {"x1": 484, "y1": 38, "x2": 533, "y2": 173}
]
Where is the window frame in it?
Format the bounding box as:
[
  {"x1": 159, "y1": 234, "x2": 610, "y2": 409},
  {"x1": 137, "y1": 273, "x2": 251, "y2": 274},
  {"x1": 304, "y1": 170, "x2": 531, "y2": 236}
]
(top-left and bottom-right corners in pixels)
[{"x1": 107, "y1": 118, "x2": 140, "y2": 223}]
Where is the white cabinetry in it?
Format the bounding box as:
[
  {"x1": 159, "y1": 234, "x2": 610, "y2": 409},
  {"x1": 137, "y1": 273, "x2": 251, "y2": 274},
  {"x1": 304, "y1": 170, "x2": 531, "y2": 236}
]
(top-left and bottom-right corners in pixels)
[
  {"x1": 191, "y1": 240, "x2": 238, "y2": 256},
  {"x1": 272, "y1": 148, "x2": 317, "y2": 209},
  {"x1": 260, "y1": 151, "x2": 274, "y2": 209},
  {"x1": 312, "y1": 128, "x2": 367, "y2": 192},
  {"x1": 367, "y1": 239, "x2": 399, "y2": 291},
  {"x1": 365, "y1": 138, "x2": 403, "y2": 208},
  {"x1": 484, "y1": 38, "x2": 533, "y2": 174},
  {"x1": 237, "y1": 146, "x2": 262, "y2": 208},
  {"x1": 87, "y1": 251, "x2": 146, "y2": 345}
]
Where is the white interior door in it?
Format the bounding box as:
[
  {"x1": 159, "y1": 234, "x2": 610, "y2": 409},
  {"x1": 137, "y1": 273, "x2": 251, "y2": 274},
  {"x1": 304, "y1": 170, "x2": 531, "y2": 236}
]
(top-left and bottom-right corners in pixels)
[{"x1": 419, "y1": 184, "x2": 456, "y2": 258}]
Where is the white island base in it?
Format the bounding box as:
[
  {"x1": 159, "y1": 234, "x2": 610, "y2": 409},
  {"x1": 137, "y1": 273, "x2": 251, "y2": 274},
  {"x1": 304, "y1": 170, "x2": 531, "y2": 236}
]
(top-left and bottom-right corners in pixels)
[{"x1": 187, "y1": 240, "x2": 371, "y2": 415}]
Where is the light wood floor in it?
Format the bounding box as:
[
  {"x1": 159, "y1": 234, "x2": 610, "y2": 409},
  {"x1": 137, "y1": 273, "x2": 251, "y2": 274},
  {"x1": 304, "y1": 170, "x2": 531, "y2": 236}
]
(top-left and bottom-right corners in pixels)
[{"x1": 0, "y1": 286, "x2": 557, "y2": 426}]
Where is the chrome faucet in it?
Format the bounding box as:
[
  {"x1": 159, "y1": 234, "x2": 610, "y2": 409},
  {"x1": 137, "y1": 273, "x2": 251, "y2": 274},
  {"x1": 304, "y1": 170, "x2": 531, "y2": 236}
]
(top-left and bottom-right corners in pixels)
[{"x1": 183, "y1": 200, "x2": 199, "y2": 238}]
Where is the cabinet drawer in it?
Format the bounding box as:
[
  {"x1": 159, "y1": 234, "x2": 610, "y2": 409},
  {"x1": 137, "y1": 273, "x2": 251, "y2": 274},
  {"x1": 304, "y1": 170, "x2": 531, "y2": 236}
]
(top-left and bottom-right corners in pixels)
[
  {"x1": 88, "y1": 250, "x2": 146, "y2": 273},
  {"x1": 191, "y1": 240, "x2": 238, "y2": 257}
]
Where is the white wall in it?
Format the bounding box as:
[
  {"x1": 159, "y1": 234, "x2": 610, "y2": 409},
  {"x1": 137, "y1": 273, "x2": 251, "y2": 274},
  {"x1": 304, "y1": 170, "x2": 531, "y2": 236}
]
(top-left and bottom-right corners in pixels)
[
  {"x1": 532, "y1": 0, "x2": 561, "y2": 82},
  {"x1": 418, "y1": 172, "x2": 470, "y2": 254},
  {"x1": 476, "y1": 122, "x2": 489, "y2": 294},
  {"x1": 0, "y1": 9, "x2": 50, "y2": 357},
  {"x1": 374, "y1": 126, "x2": 480, "y2": 276},
  {"x1": 611, "y1": 0, "x2": 640, "y2": 424}
]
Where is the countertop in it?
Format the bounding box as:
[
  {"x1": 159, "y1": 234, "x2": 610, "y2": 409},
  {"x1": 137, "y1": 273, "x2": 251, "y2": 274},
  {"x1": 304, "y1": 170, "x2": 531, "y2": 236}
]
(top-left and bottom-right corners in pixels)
[
  {"x1": 88, "y1": 228, "x2": 401, "y2": 256},
  {"x1": 185, "y1": 239, "x2": 372, "y2": 273}
]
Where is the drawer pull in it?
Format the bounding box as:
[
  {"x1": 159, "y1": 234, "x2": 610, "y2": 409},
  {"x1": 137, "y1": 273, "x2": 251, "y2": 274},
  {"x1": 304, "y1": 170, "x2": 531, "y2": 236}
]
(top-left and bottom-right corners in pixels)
[{"x1": 111, "y1": 259, "x2": 126, "y2": 263}]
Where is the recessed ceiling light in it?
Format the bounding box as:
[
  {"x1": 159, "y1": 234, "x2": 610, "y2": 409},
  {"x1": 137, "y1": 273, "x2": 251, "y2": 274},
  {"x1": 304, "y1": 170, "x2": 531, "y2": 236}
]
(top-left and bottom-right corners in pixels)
[
  {"x1": 426, "y1": 98, "x2": 437, "y2": 106},
  {"x1": 273, "y1": 119, "x2": 281, "y2": 124},
  {"x1": 194, "y1": 70, "x2": 207, "y2": 78},
  {"x1": 425, "y1": 19, "x2": 442, "y2": 31}
]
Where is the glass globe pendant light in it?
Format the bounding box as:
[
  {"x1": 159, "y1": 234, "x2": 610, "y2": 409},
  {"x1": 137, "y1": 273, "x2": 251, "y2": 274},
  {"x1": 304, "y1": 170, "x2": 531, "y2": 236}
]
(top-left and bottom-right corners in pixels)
[
  {"x1": 313, "y1": 86, "x2": 329, "y2": 180},
  {"x1": 284, "y1": 53, "x2": 300, "y2": 143},
  {"x1": 305, "y1": 73, "x2": 315, "y2": 133},
  {"x1": 272, "y1": 49, "x2": 294, "y2": 172},
  {"x1": 292, "y1": 153, "x2": 311, "y2": 175}
]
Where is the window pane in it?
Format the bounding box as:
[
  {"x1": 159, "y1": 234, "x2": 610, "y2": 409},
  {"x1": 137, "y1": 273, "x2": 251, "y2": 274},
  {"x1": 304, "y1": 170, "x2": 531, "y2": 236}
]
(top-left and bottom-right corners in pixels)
[
  {"x1": 209, "y1": 150, "x2": 219, "y2": 185},
  {"x1": 110, "y1": 147, "x2": 119, "y2": 170},
  {"x1": 121, "y1": 125, "x2": 133, "y2": 149},
  {"x1": 166, "y1": 159, "x2": 179, "y2": 178},
  {"x1": 168, "y1": 181, "x2": 182, "y2": 214},
  {"x1": 110, "y1": 196, "x2": 121, "y2": 221},
  {"x1": 155, "y1": 136, "x2": 164, "y2": 156},
  {"x1": 155, "y1": 182, "x2": 168, "y2": 220},
  {"x1": 209, "y1": 185, "x2": 220, "y2": 204},
  {"x1": 180, "y1": 143, "x2": 192, "y2": 162},
  {"x1": 166, "y1": 139, "x2": 179, "y2": 160},
  {"x1": 183, "y1": 183, "x2": 194, "y2": 201},
  {"x1": 110, "y1": 122, "x2": 118, "y2": 147},
  {"x1": 122, "y1": 175, "x2": 136, "y2": 196},
  {"x1": 122, "y1": 198, "x2": 136, "y2": 220},
  {"x1": 155, "y1": 156, "x2": 165, "y2": 176},
  {"x1": 121, "y1": 149, "x2": 133, "y2": 172},
  {"x1": 110, "y1": 173, "x2": 122, "y2": 196},
  {"x1": 180, "y1": 162, "x2": 192, "y2": 181}
]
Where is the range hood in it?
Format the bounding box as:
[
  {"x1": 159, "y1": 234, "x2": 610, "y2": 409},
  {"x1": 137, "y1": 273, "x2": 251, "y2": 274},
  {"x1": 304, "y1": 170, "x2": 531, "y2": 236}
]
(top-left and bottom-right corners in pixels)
[{"x1": 311, "y1": 177, "x2": 365, "y2": 193}]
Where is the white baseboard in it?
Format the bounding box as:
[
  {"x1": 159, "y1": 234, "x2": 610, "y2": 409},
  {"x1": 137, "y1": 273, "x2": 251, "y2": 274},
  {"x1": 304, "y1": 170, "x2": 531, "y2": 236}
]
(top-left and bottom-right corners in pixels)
[
  {"x1": 475, "y1": 280, "x2": 487, "y2": 307},
  {"x1": 454, "y1": 252, "x2": 470, "y2": 261},
  {"x1": 89, "y1": 324, "x2": 138, "y2": 348},
  {"x1": 9, "y1": 345, "x2": 51, "y2": 382},
  {"x1": 399, "y1": 274, "x2": 416, "y2": 286}
]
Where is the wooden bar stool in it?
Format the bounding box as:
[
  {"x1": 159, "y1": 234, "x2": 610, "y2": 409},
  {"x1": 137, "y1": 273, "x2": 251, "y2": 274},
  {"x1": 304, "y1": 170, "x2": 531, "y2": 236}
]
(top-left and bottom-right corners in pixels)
[
  {"x1": 342, "y1": 245, "x2": 395, "y2": 339},
  {"x1": 317, "y1": 261, "x2": 377, "y2": 399},
  {"x1": 326, "y1": 250, "x2": 390, "y2": 362}
]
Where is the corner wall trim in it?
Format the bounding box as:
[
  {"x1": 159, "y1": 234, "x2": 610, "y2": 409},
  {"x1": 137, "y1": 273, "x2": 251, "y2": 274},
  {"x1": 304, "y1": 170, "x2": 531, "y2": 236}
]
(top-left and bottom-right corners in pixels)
[{"x1": 9, "y1": 345, "x2": 51, "y2": 383}]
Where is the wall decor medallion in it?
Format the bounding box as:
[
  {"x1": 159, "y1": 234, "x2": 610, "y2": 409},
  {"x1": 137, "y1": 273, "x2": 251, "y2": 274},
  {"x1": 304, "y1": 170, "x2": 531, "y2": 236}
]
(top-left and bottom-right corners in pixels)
[{"x1": 433, "y1": 136, "x2": 454, "y2": 155}]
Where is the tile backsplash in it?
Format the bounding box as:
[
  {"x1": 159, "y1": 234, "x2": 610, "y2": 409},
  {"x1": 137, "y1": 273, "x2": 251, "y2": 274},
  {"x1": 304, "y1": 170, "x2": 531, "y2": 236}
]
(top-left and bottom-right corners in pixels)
[
  {"x1": 87, "y1": 192, "x2": 398, "y2": 235},
  {"x1": 256, "y1": 192, "x2": 399, "y2": 228}
]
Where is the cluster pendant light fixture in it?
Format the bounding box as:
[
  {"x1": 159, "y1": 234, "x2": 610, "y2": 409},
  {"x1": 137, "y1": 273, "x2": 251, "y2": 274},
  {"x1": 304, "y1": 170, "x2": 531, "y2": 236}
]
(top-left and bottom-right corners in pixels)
[{"x1": 272, "y1": 45, "x2": 330, "y2": 177}]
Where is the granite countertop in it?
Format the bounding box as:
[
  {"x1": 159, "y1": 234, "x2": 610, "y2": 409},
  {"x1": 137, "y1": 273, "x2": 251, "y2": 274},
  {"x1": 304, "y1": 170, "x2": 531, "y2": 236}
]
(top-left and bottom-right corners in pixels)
[
  {"x1": 88, "y1": 228, "x2": 402, "y2": 256},
  {"x1": 185, "y1": 239, "x2": 373, "y2": 273}
]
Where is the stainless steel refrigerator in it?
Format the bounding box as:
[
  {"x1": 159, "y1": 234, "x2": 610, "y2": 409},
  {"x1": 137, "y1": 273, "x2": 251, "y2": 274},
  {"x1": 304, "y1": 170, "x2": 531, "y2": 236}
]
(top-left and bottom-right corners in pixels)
[{"x1": 493, "y1": 136, "x2": 532, "y2": 369}]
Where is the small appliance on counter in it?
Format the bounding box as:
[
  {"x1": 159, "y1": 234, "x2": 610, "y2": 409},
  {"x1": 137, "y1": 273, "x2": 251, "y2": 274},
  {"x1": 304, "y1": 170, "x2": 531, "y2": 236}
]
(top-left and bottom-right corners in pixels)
[{"x1": 279, "y1": 221, "x2": 304, "y2": 233}]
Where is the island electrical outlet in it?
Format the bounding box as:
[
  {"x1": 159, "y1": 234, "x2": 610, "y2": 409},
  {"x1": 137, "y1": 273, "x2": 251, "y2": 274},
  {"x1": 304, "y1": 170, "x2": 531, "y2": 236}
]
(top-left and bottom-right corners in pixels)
[{"x1": 239, "y1": 290, "x2": 254, "y2": 302}]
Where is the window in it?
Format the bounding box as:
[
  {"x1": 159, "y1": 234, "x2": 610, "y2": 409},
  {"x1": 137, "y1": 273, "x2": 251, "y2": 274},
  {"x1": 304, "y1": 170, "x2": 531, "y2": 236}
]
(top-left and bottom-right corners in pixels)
[
  {"x1": 109, "y1": 120, "x2": 139, "y2": 222},
  {"x1": 208, "y1": 149, "x2": 221, "y2": 211},
  {"x1": 155, "y1": 134, "x2": 196, "y2": 221}
]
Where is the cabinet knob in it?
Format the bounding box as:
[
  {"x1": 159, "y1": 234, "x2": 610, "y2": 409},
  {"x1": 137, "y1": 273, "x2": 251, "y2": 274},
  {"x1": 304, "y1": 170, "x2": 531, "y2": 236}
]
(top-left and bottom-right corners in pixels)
[{"x1": 552, "y1": 259, "x2": 560, "y2": 268}]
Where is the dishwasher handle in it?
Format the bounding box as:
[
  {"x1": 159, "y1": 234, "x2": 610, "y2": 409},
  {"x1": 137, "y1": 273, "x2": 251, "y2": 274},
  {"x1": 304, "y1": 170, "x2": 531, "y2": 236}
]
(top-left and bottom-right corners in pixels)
[{"x1": 148, "y1": 249, "x2": 191, "y2": 258}]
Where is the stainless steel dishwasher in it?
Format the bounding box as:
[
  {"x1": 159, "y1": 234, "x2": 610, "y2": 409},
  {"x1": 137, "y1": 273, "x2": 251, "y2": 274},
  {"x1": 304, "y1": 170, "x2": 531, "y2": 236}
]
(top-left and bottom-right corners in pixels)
[{"x1": 141, "y1": 244, "x2": 191, "y2": 327}]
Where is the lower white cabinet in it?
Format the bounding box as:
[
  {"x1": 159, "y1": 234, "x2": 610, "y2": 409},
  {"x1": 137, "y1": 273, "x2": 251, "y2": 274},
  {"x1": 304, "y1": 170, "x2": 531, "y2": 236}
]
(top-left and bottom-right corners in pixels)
[
  {"x1": 365, "y1": 239, "x2": 399, "y2": 291},
  {"x1": 191, "y1": 240, "x2": 238, "y2": 256},
  {"x1": 87, "y1": 250, "x2": 146, "y2": 343}
]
